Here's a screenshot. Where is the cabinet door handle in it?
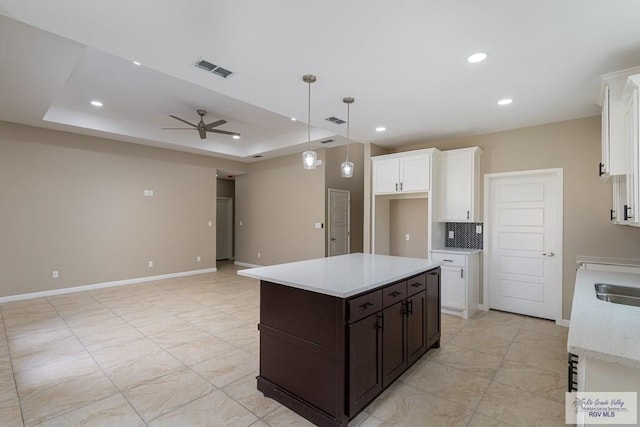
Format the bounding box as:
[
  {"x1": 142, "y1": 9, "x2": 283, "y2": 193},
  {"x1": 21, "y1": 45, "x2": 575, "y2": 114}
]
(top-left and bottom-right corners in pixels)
[
  {"x1": 624, "y1": 205, "x2": 632, "y2": 220},
  {"x1": 599, "y1": 162, "x2": 605, "y2": 177},
  {"x1": 395, "y1": 183, "x2": 398, "y2": 191},
  {"x1": 467, "y1": 210, "x2": 470, "y2": 220},
  {"x1": 390, "y1": 291, "x2": 401, "y2": 298},
  {"x1": 400, "y1": 182, "x2": 403, "y2": 190},
  {"x1": 460, "y1": 269, "x2": 464, "y2": 279},
  {"x1": 407, "y1": 300, "x2": 413, "y2": 315},
  {"x1": 442, "y1": 259, "x2": 454, "y2": 263},
  {"x1": 428, "y1": 271, "x2": 439, "y2": 276},
  {"x1": 410, "y1": 282, "x2": 422, "y2": 288},
  {"x1": 377, "y1": 313, "x2": 384, "y2": 330},
  {"x1": 611, "y1": 209, "x2": 616, "y2": 221},
  {"x1": 359, "y1": 302, "x2": 373, "y2": 310}
]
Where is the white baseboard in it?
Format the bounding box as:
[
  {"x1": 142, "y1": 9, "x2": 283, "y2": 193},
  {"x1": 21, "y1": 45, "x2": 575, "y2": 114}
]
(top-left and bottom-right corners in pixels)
[
  {"x1": 556, "y1": 318, "x2": 570, "y2": 328},
  {"x1": 0, "y1": 267, "x2": 217, "y2": 304},
  {"x1": 234, "y1": 261, "x2": 262, "y2": 268},
  {"x1": 477, "y1": 304, "x2": 489, "y2": 311}
]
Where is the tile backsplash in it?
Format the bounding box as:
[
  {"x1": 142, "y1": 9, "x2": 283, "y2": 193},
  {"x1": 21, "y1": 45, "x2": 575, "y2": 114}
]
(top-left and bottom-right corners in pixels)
[{"x1": 445, "y1": 222, "x2": 483, "y2": 249}]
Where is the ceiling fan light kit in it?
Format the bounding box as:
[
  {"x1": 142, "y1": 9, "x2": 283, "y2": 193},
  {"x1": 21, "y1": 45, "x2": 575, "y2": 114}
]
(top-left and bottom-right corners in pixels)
[
  {"x1": 302, "y1": 74, "x2": 319, "y2": 170},
  {"x1": 164, "y1": 109, "x2": 240, "y2": 140},
  {"x1": 341, "y1": 96, "x2": 355, "y2": 178}
]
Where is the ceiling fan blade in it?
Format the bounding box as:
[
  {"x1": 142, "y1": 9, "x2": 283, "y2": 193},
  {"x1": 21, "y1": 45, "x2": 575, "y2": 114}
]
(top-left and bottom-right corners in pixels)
[
  {"x1": 205, "y1": 119, "x2": 227, "y2": 129},
  {"x1": 162, "y1": 127, "x2": 196, "y2": 130},
  {"x1": 169, "y1": 115, "x2": 197, "y2": 127},
  {"x1": 198, "y1": 129, "x2": 207, "y2": 139},
  {"x1": 206, "y1": 129, "x2": 241, "y2": 136}
]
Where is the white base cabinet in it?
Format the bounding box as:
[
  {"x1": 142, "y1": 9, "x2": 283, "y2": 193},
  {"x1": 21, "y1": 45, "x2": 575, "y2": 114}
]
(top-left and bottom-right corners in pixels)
[
  {"x1": 575, "y1": 355, "x2": 640, "y2": 427},
  {"x1": 431, "y1": 249, "x2": 480, "y2": 319}
]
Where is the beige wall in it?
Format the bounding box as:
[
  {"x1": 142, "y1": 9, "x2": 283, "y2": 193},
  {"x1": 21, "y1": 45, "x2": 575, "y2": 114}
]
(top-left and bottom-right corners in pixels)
[
  {"x1": 325, "y1": 143, "x2": 365, "y2": 254},
  {"x1": 235, "y1": 151, "x2": 326, "y2": 265},
  {"x1": 216, "y1": 178, "x2": 235, "y2": 198},
  {"x1": 397, "y1": 116, "x2": 640, "y2": 319},
  {"x1": 389, "y1": 198, "x2": 428, "y2": 258},
  {"x1": 0, "y1": 121, "x2": 246, "y2": 298}
]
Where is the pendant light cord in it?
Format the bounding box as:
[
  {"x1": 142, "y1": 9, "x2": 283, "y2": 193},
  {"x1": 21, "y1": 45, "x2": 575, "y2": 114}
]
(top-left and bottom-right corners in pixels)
[
  {"x1": 307, "y1": 80, "x2": 311, "y2": 148},
  {"x1": 346, "y1": 102, "x2": 350, "y2": 161}
]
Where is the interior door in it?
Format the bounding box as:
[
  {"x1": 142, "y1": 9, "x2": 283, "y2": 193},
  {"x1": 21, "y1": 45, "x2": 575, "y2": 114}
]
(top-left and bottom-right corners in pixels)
[
  {"x1": 216, "y1": 197, "x2": 233, "y2": 260},
  {"x1": 487, "y1": 170, "x2": 562, "y2": 320},
  {"x1": 328, "y1": 189, "x2": 350, "y2": 256}
]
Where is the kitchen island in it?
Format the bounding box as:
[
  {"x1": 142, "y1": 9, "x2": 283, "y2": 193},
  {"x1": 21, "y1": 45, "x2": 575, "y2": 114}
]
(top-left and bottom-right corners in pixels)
[{"x1": 238, "y1": 253, "x2": 441, "y2": 427}]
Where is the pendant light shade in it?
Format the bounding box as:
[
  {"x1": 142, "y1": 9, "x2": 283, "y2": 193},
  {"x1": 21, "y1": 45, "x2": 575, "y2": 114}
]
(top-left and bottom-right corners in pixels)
[
  {"x1": 301, "y1": 74, "x2": 317, "y2": 170},
  {"x1": 302, "y1": 150, "x2": 317, "y2": 169},
  {"x1": 341, "y1": 97, "x2": 355, "y2": 178}
]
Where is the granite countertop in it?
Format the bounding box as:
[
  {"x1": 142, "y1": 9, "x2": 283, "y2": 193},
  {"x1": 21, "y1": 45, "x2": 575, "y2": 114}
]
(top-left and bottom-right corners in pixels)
[
  {"x1": 432, "y1": 247, "x2": 483, "y2": 255},
  {"x1": 237, "y1": 253, "x2": 441, "y2": 298},
  {"x1": 568, "y1": 268, "x2": 640, "y2": 368}
]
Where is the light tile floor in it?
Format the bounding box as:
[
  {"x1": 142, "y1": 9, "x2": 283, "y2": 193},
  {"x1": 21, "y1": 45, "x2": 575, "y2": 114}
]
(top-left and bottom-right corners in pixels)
[{"x1": 0, "y1": 262, "x2": 568, "y2": 426}]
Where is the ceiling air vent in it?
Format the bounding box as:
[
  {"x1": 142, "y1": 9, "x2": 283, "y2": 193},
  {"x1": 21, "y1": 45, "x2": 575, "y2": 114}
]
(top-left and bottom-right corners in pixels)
[
  {"x1": 320, "y1": 139, "x2": 334, "y2": 144},
  {"x1": 326, "y1": 116, "x2": 346, "y2": 125},
  {"x1": 195, "y1": 60, "x2": 233, "y2": 78},
  {"x1": 253, "y1": 155, "x2": 263, "y2": 158}
]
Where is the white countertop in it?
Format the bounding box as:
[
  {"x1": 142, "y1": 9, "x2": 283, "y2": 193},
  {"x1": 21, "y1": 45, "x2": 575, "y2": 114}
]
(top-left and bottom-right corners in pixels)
[
  {"x1": 568, "y1": 268, "x2": 640, "y2": 368},
  {"x1": 237, "y1": 253, "x2": 441, "y2": 298},
  {"x1": 432, "y1": 248, "x2": 483, "y2": 255}
]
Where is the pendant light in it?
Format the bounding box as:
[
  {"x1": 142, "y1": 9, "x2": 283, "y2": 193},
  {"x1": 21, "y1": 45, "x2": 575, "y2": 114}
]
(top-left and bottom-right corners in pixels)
[
  {"x1": 341, "y1": 97, "x2": 355, "y2": 178},
  {"x1": 301, "y1": 74, "x2": 318, "y2": 169}
]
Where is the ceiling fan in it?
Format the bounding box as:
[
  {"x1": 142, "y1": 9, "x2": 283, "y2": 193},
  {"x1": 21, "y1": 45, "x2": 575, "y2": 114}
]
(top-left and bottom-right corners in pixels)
[{"x1": 163, "y1": 109, "x2": 240, "y2": 140}]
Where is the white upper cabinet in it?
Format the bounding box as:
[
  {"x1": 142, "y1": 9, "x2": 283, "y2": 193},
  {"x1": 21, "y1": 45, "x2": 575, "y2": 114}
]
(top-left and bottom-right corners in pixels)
[
  {"x1": 372, "y1": 149, "x2": 435, "y2": 195},
  {"x1": 438, "y1": 147, "x2": 482, "y2": 222},
  {"x1": 622, "y1": 76, "x2": 640, "y2": 225},
  {"x1": 599, "y1": 68, "x2": 640, "y2": 179}
]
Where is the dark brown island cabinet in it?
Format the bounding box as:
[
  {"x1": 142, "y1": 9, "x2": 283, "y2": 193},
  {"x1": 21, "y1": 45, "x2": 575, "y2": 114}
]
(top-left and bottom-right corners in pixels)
[{"x1": 240, "y1": 255, "x2": 441, "y2": 427}]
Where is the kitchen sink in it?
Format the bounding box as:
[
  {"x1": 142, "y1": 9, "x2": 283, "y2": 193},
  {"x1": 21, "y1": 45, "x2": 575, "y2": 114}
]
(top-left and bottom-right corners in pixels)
[{"x1": 595, "y1": 283, "x2": 640, "y2": 307}]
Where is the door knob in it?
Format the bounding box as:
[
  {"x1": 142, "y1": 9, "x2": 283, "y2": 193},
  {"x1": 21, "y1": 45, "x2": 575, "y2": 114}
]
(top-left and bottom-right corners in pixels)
[{"x1": 542, "y1": 251, "x2": 555, "y2": 257}]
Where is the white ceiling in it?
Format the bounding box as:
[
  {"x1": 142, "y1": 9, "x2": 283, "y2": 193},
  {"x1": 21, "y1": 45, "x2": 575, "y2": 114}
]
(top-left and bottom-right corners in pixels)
[{"x1": 1, "y1": 1, "x2": 640, "y2": 164}]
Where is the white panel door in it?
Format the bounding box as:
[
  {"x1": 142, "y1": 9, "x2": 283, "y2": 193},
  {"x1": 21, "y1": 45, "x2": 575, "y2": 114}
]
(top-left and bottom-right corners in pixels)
[
  {"x1": 487, "y1": 170, "x2": 562, "y2": 320},
  {"x1": 328, "y1": 189, "x2": 350, "y2": 256}
]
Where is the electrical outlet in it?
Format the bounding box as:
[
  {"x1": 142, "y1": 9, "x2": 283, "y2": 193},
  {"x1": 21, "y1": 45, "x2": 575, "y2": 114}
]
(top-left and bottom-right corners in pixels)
[
  {"x1": 257, "y1": 252, "x2": 261, "y2": 259},
  {"x1": 197, "y1": 256, "x2": 201, "y2": 262},
  {"x1": 239, "y1": 220, "x2": 243, "y2": 226},
  {"x1": 476, "y1": 225, "x2": 483, "y2": 234},
  {"x1": 52, "y1": 271, "x2": 59, "y2": 279},
  {"x1": 148, "y1": 261, "x2": 153, "y2": 268},
  {"x1": 208, "y1": 221, "x2": 212, "y2": 227},
  {"x1": 149, "y1": 190, "x2": 154, "y2": 197},
  {"x1": 405, "y1": 234, "x2": 410, "y2": 241},
  {"x1": 448, "y1": 231, "x2": 454, "y2": 239}
]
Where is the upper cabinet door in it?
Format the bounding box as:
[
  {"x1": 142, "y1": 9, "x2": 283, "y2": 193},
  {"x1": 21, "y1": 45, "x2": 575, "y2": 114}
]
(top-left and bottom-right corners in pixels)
[
  {"x1": 399, "y1": 155, "x2": 430, "y2": 193},
  {"x1": 372, "y1": 158, "x2": 400, "y2": 194},
  {"x1": 438, "y1": 147, "x2": 482, "y2": 222}
]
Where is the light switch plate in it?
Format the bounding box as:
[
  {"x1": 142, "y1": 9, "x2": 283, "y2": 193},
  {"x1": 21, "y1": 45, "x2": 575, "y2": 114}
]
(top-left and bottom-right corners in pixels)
[{"x1": 448, "y1": 231, "x2": 454, "y2": 239}]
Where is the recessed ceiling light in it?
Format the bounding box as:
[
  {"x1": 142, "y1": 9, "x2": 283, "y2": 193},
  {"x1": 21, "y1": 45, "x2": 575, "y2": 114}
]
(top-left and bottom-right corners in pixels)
[
  {"x1": 132, "y1": 61, "x2": 141, "y2": 66},
  {"x1": 291, "y1": 117, "x2": 297, "y2": 121},
  {"x1": 90, "y1": 100, "x2": 103, "y2": 107},
  {"x1": 376, "y1": 127, "x2": 386, "y2": 132},
  {"x1": 467, "y1": 52, "x2": 487, "y2": 63},
  {"x1": 497, "y1": 98, "x2": 513, "y2": 106},
  {"x1": 233, "y1": 135, "x2": 240, "y2": 140}
]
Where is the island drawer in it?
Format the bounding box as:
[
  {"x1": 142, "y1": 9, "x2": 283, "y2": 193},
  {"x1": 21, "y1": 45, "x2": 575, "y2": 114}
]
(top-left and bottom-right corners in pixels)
[
  {"x1": 348, "y1": 290, "x2": 382, "y2": 323},
  {"x1": 382, "y1": 281, "x2": 407, "y2": 308},
  {"x1": 406, "y1": 273, "x2": 426, "y2": 296}
]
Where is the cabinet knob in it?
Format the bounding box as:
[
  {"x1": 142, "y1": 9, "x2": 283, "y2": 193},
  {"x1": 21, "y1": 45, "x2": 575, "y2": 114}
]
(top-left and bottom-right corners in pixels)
[{"x1": 390, "y1": 291, "x2": 401, "y2": 298}]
